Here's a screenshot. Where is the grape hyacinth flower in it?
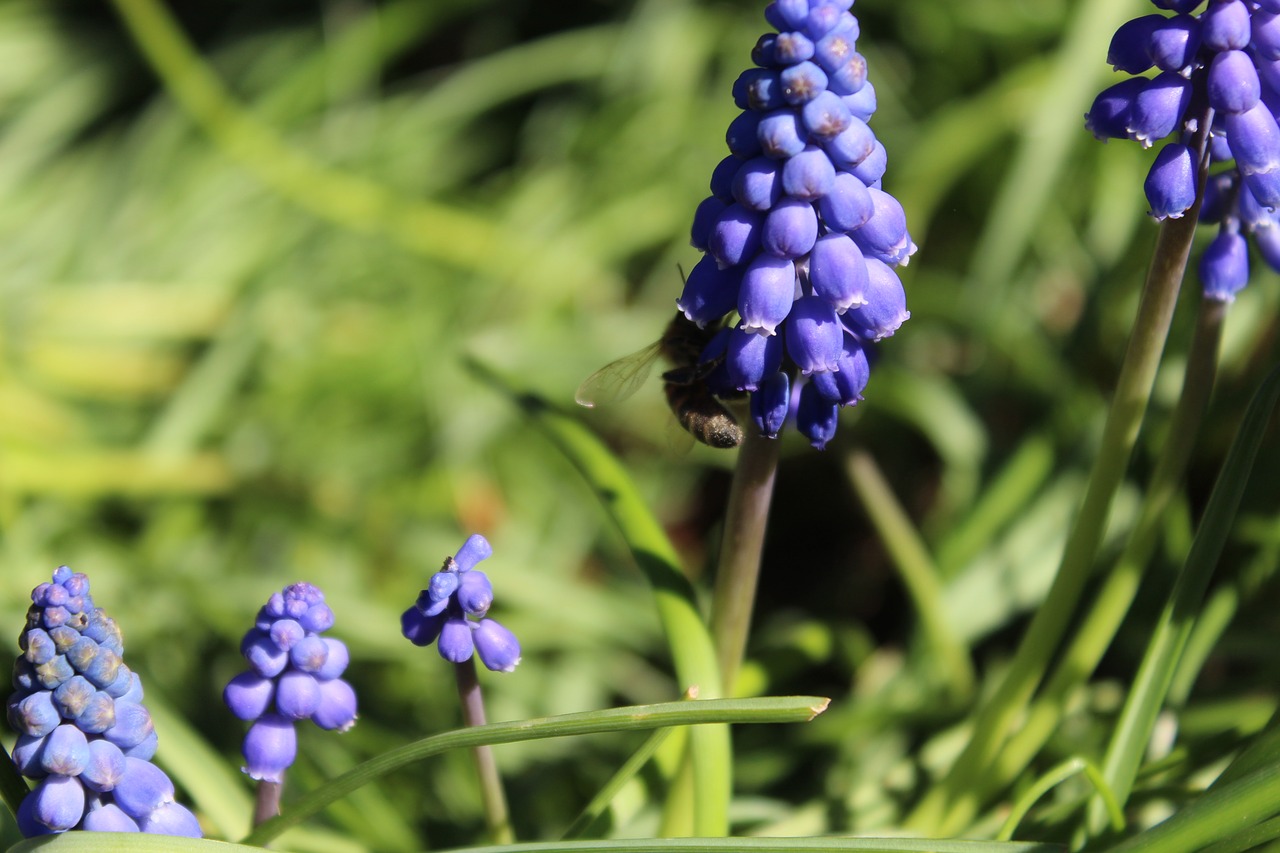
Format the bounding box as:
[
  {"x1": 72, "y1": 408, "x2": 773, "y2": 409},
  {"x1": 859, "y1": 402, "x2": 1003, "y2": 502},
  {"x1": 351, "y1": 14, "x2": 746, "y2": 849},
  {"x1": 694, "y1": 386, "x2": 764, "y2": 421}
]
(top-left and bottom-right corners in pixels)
[
  {"x1": 223, "y1": 581, "x2": 356, "y2": 822},
  {"x1": 4, "y1": 567, "x2": 201, "y2": 837},
  {"x1": 401, "y1": 534, "x2": 518, "y2": 843},
  {"x1": 401, "y1": 534, "x2": 521, "y2": 673},
  {"x1": 1086, "y1": 0, "x2": 1280, "y2": 302},
  {"x1": 679, "y1": 0, "x2": 916, "y2": 449}
]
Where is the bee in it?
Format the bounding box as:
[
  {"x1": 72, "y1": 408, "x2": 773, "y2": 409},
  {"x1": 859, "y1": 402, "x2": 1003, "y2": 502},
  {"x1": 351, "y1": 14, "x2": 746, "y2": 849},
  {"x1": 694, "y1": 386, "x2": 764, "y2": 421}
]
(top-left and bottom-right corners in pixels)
[{"x1": 575, "y1": 312, "x2": 744, "y2": 449}]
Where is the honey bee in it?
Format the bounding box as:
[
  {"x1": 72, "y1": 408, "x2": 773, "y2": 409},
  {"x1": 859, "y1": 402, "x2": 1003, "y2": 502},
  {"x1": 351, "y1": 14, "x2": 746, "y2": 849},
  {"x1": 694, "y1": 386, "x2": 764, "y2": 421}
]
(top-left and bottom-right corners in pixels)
[{"x1": 575, "y1": 312, "x2": 744, "y2": 449}]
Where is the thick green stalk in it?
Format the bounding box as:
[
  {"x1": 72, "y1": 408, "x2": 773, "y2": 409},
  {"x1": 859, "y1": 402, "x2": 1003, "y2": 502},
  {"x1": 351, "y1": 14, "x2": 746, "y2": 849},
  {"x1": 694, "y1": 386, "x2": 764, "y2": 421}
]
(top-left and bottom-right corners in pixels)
[
  {"x1": 846, "y1": 448, "x2": 974, "y2": 701},
  {"x1": 984, "y1": 297, "x2": 1224, "y2": 799},
  {"x1": 908, "y1": 172, "x2": 1203, "y2": 836},
  {"x1": 710, "y1": 427, "x2": 780, "y2": 695},
  {"x1": 457, "y1": 657, "x2": 516, "y2": 845}
]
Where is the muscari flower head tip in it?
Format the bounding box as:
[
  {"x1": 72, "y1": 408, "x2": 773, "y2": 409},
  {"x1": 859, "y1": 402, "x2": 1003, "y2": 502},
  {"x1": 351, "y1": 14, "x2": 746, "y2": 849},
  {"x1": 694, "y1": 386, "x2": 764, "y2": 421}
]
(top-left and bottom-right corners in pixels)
[
  {"x1": 401, "y1": 534, "x2": 522, "y2": 673},
  {"x1": 677, "y1": 0, "x2": 914, "y2": 450},
  {"x1": 1087, "y1": 0, "x2": 1280, "y2": 302},
  {"x1": 6, "y1": 567, "x2": 201, "y2": 837},
  {"x1": 223, "y1": 581, "x2": 357, "y2": 784}
]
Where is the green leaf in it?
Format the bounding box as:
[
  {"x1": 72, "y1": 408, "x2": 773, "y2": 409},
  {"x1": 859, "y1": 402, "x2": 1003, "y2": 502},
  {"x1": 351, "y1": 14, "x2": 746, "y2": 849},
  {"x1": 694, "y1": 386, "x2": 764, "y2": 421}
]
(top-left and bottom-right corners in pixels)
[{"x1": 242, "y1": 697, "x2": 828, "y2": 846}]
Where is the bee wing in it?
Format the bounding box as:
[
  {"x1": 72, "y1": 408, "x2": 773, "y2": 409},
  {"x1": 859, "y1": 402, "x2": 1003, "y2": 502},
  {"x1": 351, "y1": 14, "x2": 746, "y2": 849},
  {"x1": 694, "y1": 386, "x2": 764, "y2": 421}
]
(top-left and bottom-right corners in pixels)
[
  {"x1": 574, "y1": 341, "x2": 663, "y2": 408},
  {"x1": 664, "y1": 415, "x2": 696, "y2": 454}
]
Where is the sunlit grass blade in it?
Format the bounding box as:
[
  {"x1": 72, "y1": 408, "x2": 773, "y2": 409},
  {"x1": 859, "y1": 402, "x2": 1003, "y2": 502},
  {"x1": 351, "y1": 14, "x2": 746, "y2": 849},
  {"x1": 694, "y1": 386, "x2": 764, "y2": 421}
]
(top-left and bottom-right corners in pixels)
[
  {"x1": 242, "y1": 697, "x2": 827, "y2": 846},
  {"x1": 8, "y1": 837, "x2": 1065, "y2": 853},
  {"x1": 1089, "y1": 365, "x2": 1280, "y2": 831},
  {"x1": 1090, "y1": 762, "x2": 1280, "y2": 853},
  {"x1": 561, "y1": 726, "x2": 674, "y2": 840},
  {"x1": 465, "y1": 358, "x2": 731, "y2": 836}
]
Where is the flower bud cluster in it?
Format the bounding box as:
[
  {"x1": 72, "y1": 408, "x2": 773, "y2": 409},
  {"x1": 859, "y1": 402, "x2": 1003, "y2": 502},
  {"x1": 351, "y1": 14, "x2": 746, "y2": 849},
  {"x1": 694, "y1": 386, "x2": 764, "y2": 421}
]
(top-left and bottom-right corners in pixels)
[
  {"x1": 401, "y1": 534, "x2": 521, "y2": 673},
  {"x1": 5, "y1": 567, "x2": 201, "y2": 837},
  {"x1": 1087, "y1": 0, "x2": 1280, "y2": 301},
  {"x1": 677, "y1": 0, "x2": 915, "y2": 449},
  {"x1": 223, "y1": 582, "x2": 357, "y2": 784}
]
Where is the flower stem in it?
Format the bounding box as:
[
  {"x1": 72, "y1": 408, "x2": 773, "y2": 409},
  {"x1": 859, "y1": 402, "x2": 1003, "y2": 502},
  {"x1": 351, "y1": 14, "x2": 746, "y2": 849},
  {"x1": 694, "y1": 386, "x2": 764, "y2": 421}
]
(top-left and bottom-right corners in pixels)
[
  {"x1": 907, "y1": 145, "x2": 1207, "y2": 834},
  {"x1": 254, "y1": 780, "x2": 283, "y2": 827},
  {"x1": 710, "y1": 427, "x2": 781, "y2": 695},
  {"x1": 456, "y1": 656, "x2": 515, "y2": 845}
]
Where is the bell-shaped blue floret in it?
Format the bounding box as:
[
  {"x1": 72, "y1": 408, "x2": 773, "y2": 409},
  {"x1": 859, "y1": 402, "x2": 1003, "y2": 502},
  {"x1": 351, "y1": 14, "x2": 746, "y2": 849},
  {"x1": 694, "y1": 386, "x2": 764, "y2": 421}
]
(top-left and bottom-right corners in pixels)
[
  {"x1": 1200, "y1": 226, "x2": 1250, "y2": 301},
  {"x1": 140, "y1": 801, "x2": 202, "y2": 836},
  {"x1": 809, "y1": 232, "x2": 869, "y2": 311},
  {"x1": 818, "y1": 171, "x2": 873, "y2": 233},
  {"x1": 457, "y1": 570, "x2": 494, "y2": 616},
  {"x1": 103, "y1": 702, "x2": 154, "y2": 752},
  {"x1": 474, "y1": 619, "x2": 522, "y2": 673},
  {"x1": 223, "y1": 673, "x2": 275, "y2": 721},
  {"x1": 1202, "y1": 0, "x2": 1251, "y2": 51},
  {"x1": 726, "y1": 110, "x2": 764, "y2": 158},
  {"x1": 316, "y1": 637, "x2": 350, "y2": 680},
  {"x1": 844, "y1": 259, "x2": 909, "y2": 340},
  {"x1": 763, "y1": 198, "x2": 819, "y2": 258},
  {"x1": 852, "y1": 188, "x2": 916, "y2": 265},
  {"x1": 242, "y1": 714, "x2": 297, "y2": 783},
  {"x1": 785, "y1": 295, "x2": 844, "y2": 374},
  {"x1": 30, "y1": 775, "x2": 86, "y2": 832},
  {"x1": 709, "y1": 203, "x2": 764, "y2": 268},
  {"x1": 739, "y1": 254, "x2": 798, "y2": 335},
  {"x1": 823, "y1": 117, "x2": 875, "y2": 170},
  {"x1": 1108, "y1": 15, "x2": 1162, "y2": 73},
  {"x1": 1254, "y1": 10, "x2": 1280, "y2": 60},
  {"x1": 312, "y1": 678, "x2": 358, "y2": 732},
  {"x1": 1149, "y1": 15, "x2": 1201, "y2": 72},
  {"x1": 1225, "y1": 101, "x2": 1280, "y2": 176},
  {"x1": 751, "y1": 371, "x2": 791, "y2": 438},
  {"x1": 40, "y1": 724, "x2": 90, "y2": 778},
  {"x1": 732, "y1": 157, "x2": 782, "y2": 211},
  {"x1": 1208, "y1": 50, "x2": 1261, "y2": 115},
  {"x1": 781, "y1": 60, "x2": 829, "y2": 104},
  {"x1": 678, "y1": 256, "x2": 742, "y2": 326},
  {"x1": 727, "y1": 323, "x2": 784, "y2": 391},
  {"x1": 1086, "y1": 77, "x2": 1146, "y2": 140},
  {"x1": 801, "y1": 90, "x2": 852, "y2": 139},
  {"x1": 1144, "y1": 142, "x2": 1197, "y2": 220},
  {"x1": 276, "y1": 670, "x2": 321, "y2": 720},
  {"x1": 81, "y1": 739, "x2": 126, "y2": 793},
  {"x1": 782, "y1": 146, "x2": 837, "y2": 199},
  {"x1": 797, "y1": 380, "x2": 840, "y2": 449},
  {"x1": 401, "y1": 605, "x2": 444, "y2": 647},
  {"x1": 112, "y1": 757, "x2": 174, "y2": 821},
  {"x1": 288, "y1": 635, "x2": 330, "y2": 673},
  {"x1": 82, "y1": 800, "x2": 139, "y2": 832},
  {"x1": 757, "y1": 109, "x2": 809, "y2": 159},
  {"x1": 439, "y1": 618, "x2": 475, "y2": 664},
  {"x1": 691, "y1": 196, "x2": 728, "y2": 250},
  {"x1": 1128, "y1": 72, "x2": 1193, "y2": 147}
]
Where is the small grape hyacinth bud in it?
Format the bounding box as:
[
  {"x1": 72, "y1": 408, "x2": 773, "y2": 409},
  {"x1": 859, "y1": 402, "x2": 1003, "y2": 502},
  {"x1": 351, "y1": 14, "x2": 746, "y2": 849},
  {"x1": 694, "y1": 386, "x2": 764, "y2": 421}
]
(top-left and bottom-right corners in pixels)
[
  {"x1": 653, "y1": 0, "x2": 915, "y2": 448},
  {"x1": 401, "y1": 534, "x2": 521, "y2": 672},
  {"x1": 224, "y1": 581, "x2": 358, "y2": 786},
  {"x1": 5, "y1": 567, "x2": 201, "y2": 837},
  {"x1": 1090, "y1": 1, "x2": 1280, "y2": 298}
]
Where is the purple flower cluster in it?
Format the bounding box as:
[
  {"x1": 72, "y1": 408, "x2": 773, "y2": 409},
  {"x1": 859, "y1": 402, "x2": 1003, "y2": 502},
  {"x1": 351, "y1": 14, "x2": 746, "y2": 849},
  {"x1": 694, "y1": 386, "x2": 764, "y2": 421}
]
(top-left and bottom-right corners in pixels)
[
  {"x1": 1087, "y1": 0, "x2": 1280, "y2": 301},
  {"x1": 5, "y1": 567, "x2": 201, "y2": 837},
  {"x1": 223, "y1": 582, "x2": 357, "y2": 784},
  {"x1": 401, "y1": 534, "x2": 521, "y2": 673},
  {"x1": 677, "y1": 0, "x2": 915, "y2": 449}
]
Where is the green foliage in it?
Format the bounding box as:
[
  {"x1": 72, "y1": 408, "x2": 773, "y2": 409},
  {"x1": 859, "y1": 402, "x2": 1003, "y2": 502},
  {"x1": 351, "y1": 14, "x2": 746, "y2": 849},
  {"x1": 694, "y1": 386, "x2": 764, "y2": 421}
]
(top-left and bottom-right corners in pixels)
[{"x1": 2, "y1": 0, "x2": 1280, "y2": 850}]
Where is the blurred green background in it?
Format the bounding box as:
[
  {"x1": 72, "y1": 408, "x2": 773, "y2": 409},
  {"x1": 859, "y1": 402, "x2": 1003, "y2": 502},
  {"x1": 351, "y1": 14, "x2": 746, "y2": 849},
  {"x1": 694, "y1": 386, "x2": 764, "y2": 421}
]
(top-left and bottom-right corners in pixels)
[{"x1": 1, "y1": 0, "x2": 1278, "y2": 849}]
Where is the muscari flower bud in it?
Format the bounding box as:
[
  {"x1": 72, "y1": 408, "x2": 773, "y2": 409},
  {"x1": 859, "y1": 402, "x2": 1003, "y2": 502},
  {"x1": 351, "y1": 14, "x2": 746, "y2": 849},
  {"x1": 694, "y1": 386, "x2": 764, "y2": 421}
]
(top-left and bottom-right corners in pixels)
[
  {"x1": 6, "y1": 567, "x2": 201, "y2": 837},
  {"x1": 225, "y1": 581, "x2": 357, "y2": 784},
  {"x1": 401, "y1": 534, "x2": 521, "y2": 672},
  {"x1": 1145, "y1": 142, "x2": 1198, "y2": 220}
]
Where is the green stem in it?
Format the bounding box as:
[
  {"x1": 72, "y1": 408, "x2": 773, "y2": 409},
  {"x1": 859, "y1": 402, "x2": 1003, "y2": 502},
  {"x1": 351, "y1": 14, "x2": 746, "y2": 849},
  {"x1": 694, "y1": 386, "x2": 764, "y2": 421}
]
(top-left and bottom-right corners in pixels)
[
  {"x1": 985, "y1": 296, "x2": 1224, "y2": 802},
  {"x1": 908, "y1": 144, "x2": 1205, "y2": 835},
  {"x1": 845, "y1": 448, "x2": 974, "y2": 701},
  {"x1": 710, "y1": 428, "x2": 780, "y2": 695},
  {"x1": 456, "y1": 656, "x2": 515, "y2": 845}
]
